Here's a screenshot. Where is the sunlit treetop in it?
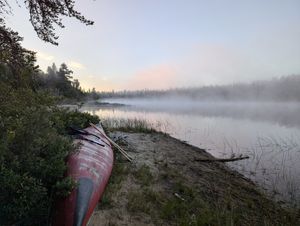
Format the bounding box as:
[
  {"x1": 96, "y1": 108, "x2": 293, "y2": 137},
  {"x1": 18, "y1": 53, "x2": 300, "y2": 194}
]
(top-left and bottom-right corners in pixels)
[{"x1": 0, "y1": 0, "x2": 94, "y2": 45}]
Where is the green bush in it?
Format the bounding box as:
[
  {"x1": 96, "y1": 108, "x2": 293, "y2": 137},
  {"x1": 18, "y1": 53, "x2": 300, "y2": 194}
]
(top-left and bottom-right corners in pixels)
[
  {"x1": 0, "y1": 85, "x2": 99, "y2": 225},
  {"x1": 0, "y1": 24, "x2": 100, "y2": 225}
]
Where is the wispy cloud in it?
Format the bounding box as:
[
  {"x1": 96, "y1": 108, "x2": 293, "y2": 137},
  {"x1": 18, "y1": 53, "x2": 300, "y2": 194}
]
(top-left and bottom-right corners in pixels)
[
  {"x1": 101, "y1": 76, "x2": 108, "y2": 81},
  {"x1": 36, "y1": 52, "x2": 55, "y2": 61},
  {"x1": 125, "y1": 64, "x2": 177, "y2": 90},
  {"x1": 68, "y1": 61, "x2": 85, "y2": 70},
  {"x1": 75, "y1": 73, "x2": 117, "y2": 91}
]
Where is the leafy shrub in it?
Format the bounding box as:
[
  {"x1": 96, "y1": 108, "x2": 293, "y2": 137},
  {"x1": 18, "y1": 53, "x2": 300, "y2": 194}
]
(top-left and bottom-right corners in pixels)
[{"x1": 0, "y1": 85, "x2": 99, "y2": 225}]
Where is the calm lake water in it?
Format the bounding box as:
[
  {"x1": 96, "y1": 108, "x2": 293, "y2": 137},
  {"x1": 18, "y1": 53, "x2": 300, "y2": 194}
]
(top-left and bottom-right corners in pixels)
[{"x1": 81, "y1": 98, "x2": 300, "y2": 206}]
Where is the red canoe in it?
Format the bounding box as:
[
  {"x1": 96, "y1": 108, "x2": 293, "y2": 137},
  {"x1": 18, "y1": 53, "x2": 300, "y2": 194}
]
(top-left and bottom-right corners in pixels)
[{"x1": 53, "y1": 124, "x2": 114, "y2": 226}]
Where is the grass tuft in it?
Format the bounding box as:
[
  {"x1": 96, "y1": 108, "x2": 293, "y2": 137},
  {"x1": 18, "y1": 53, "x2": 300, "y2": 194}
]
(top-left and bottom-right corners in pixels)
[
  {"x1": 133, "y1": 164, "x2": 154, "y2": 186},
  {"x1": 101, "y1": 117, "x2": 156, "y2": 133},
  {"x1": 99, "y1": 157, "x2": 129, "y2": 209}
]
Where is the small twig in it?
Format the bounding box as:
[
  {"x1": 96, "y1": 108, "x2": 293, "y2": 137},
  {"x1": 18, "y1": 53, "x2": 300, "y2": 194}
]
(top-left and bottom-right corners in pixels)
[
  {"x1": 174, "y1": 193, "x2": 185, "y2": 201},
  {"x1": 194, "y1": 156, "x2": 249, "y2": 163}
]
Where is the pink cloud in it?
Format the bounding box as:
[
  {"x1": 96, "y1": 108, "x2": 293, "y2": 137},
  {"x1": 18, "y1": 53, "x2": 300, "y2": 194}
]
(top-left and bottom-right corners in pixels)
[{"x1": 125, "y1": 64, "x2": 177, "y2": 90}]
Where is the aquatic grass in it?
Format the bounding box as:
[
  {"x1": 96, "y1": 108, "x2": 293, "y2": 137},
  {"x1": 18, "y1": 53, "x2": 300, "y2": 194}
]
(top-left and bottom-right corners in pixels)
[
  {"x1": 101, "y1": 117, "x2": 157, "y2": 133},
  {"x1": 224, "y1": 135, "x2": 300, "y2": 207}
]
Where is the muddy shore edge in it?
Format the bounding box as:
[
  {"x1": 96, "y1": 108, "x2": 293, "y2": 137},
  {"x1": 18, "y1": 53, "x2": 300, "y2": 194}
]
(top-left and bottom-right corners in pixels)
[{"x1": 88, "y1": 131, "x2": 299, "y2": 226}]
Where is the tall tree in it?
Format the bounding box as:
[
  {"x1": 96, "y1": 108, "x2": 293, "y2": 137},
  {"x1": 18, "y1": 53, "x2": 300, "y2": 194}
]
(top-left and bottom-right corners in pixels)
[{"x1": 0, "y1": 19, "x2": 37, "y2": 87}]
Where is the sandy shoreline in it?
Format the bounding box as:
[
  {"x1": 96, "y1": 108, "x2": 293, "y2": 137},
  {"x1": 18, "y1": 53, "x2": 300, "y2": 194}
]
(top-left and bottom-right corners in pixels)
[{"x1": 88, "y1": 131, "x2": 299, "y2": 226}]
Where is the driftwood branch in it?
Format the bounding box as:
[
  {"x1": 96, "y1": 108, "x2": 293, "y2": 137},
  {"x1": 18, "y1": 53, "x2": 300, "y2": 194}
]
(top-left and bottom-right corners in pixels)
[{"x1": 194, "y1": 156, "x2": 249, "y2": 163}]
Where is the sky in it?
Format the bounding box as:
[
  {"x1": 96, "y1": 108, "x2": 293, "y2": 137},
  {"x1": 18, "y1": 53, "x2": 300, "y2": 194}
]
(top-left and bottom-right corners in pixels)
[{"x1": 5, "y1": 0, "x2": 300, "y2": 91}]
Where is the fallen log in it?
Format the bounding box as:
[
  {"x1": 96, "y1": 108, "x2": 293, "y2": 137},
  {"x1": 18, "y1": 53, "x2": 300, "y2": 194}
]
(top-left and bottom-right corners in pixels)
[{"x1": 194, "y1": 156, "x2": 249, "y2": 163}]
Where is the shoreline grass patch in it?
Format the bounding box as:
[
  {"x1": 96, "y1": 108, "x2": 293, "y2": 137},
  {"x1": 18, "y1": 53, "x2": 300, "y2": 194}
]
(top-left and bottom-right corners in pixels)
[{"x1": 101, "y1": 117, "x2": 156, "y2": 133}]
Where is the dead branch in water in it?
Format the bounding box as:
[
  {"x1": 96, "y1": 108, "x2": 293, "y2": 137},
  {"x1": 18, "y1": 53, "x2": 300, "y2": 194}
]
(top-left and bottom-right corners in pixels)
[{"x1": 194, "y1": 156, "x2": 249, "y2": 163}]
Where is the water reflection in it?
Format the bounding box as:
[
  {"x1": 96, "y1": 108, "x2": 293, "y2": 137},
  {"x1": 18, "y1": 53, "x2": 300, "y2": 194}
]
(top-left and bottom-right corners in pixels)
[
  {"x1": 92, "y1": 99, "x2": 300, "y2": 129},
  {"x1": 81, "y1": 100, "x2": 300, "y2": 206}
]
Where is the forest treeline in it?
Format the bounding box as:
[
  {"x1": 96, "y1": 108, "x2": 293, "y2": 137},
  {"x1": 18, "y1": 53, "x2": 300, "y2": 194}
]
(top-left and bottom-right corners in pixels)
[
  {"x1": 0, "y1": 19, "x2": 99, "y2": 225},
  {"x1": 37, "y1": 63, "x2": 99, "y2": 101},
  {"x1": 100, "y1": 75, "x2": 300, "y2": 102},
  {"x1": 1, "y1": 60, "x2": 98, "y2": 101}
]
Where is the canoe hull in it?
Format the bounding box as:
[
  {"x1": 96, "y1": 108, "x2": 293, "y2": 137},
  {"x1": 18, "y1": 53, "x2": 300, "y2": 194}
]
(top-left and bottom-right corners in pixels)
[{"x1": 53, "y1": 125, "x2": 114, "y2": 226}]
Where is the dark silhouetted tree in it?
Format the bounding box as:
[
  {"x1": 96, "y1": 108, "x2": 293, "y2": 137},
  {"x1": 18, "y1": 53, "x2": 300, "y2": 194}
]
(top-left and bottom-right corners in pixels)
[
  {"x1": 72, "y1": 79, "x2": 80, "y2": 90},
  {"x1": 0, "y1": 0, "x2": 93, "y2": 45},
  {"x1": 37, "y1": 62, "x2": 85, "y2": 99},
  {"x1": 0, "y1": 19, "x2": 38, "y2": 87}
]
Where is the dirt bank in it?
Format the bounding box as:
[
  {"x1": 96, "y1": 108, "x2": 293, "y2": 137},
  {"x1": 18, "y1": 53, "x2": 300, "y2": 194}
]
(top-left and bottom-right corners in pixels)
[{"x1": 88, "y1": 131, "x2": 299, "y2": 226}]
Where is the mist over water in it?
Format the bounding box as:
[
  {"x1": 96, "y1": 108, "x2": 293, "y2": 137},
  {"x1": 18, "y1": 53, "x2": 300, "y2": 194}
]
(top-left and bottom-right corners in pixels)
[
  {"x1": 103, "y1": 97, "x2": 300, "y2": 129},
  {"x1": 82, "y1": 97, "x2": 300, "y2": 205}
]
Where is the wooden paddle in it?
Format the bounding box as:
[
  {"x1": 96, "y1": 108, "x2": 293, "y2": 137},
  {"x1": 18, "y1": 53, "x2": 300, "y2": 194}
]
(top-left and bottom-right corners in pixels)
[{"x1": 90, "y1": 123, "x2": 133, "y2": 162}]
